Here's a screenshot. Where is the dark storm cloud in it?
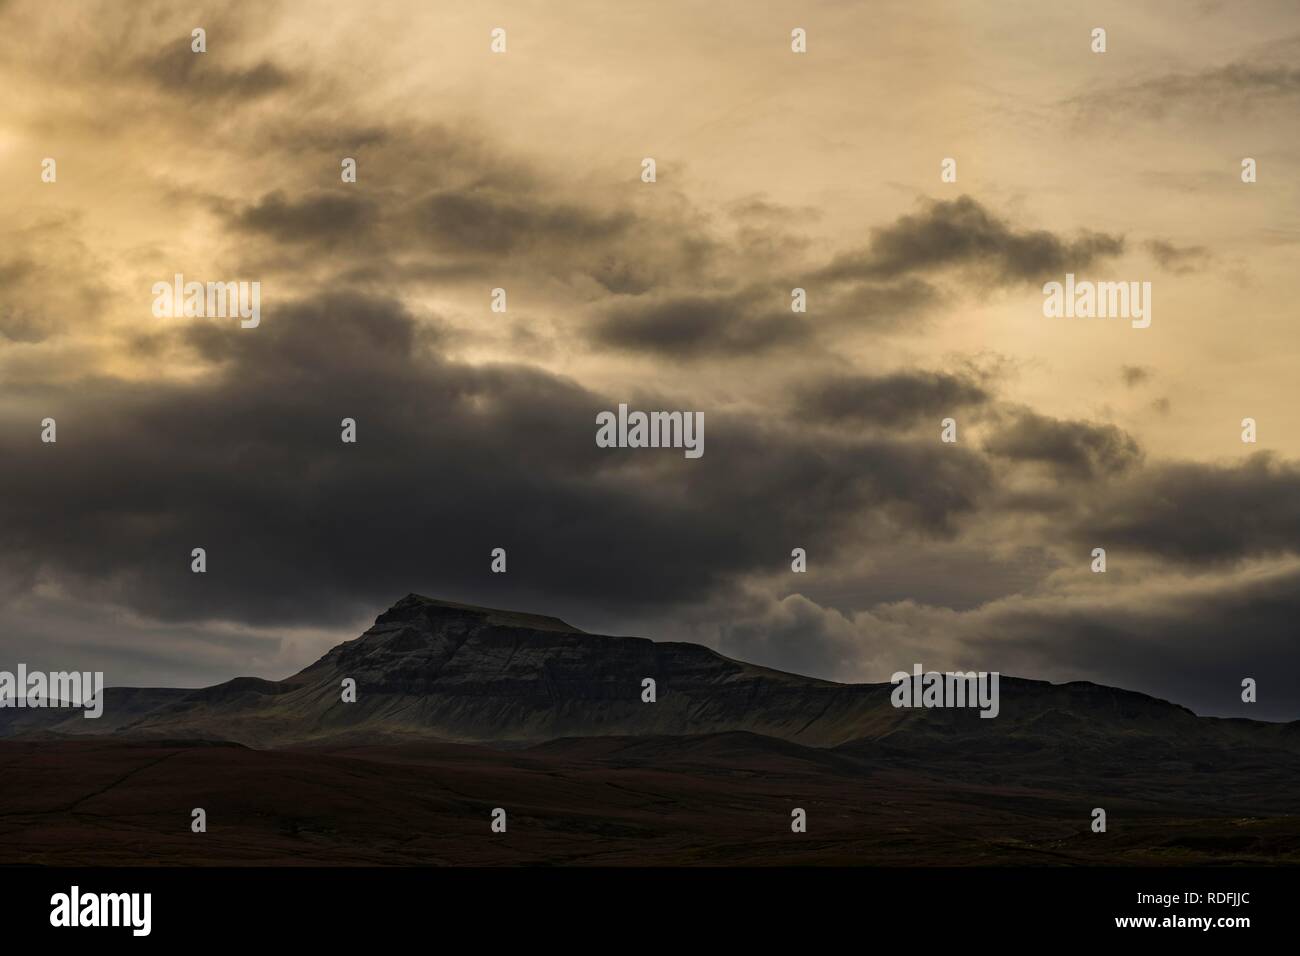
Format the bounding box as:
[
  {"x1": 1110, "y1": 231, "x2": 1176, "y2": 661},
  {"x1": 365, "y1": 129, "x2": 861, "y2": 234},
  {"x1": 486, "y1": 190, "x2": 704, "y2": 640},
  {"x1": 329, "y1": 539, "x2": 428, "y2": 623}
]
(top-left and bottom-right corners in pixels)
[
  {"x1": 196, "y1": 117, "x2": 880, "y2": 360},
  {"x1": 214, "y1": 185, "x2": 1116, "y2": 365},
  {"x1": 716, "y1": 594, "x2": 864, "y2": 684},
  {"x1": 1078, "y1": 453, "x2": 1300, "y2": 565},
  {"x1": 815, "y1": 196, "x2": 1125, "y2": 287},
  {"x1": 987, "y1": 564, "x2": 1300, "y2": 721},
  {"x1": 983, "y1": 409, "x2": 1142, "y2": 480},
  {"x1": 0, "y1": 292, "x2": 994, "y2": 628},
  {"x1": 795, "y1": 370, "x2": 991, "y2": 429},
  {"x1": 235, "y1": 191, "x2": 376, "y2": 244},
  {"x1": 593, "y1": 290, "x2": 809, "y2": 358},
  {"x1": 590, "y1": 276, "x2": 940, "y2": 359},
  {"x1": 1145, "y1": 239, "x2": 1210, "y2": 274}
]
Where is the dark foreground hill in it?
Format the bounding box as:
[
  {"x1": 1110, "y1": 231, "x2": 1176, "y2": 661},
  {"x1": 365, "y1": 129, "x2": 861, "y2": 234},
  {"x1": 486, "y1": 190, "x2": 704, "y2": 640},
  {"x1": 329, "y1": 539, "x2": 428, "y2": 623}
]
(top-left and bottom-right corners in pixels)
[{"x1": 1, "y1": 734, "x2": 1298, "y2": 865}]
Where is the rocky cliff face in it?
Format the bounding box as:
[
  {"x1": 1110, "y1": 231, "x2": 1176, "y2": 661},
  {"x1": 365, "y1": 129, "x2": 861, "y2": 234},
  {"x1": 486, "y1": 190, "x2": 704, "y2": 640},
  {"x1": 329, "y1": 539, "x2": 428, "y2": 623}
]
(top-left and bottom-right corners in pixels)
[{"x1": 5, "y1": 594, "x2": 1298, "y2": 752}]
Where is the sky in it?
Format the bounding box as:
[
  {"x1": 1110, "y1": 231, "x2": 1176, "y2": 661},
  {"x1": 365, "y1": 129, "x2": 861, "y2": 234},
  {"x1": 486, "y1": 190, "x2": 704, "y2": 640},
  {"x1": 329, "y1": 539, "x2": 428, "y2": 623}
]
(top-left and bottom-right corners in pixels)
[{"x1": 1, "y1": 0, "x2": 1299, "y2": 718}]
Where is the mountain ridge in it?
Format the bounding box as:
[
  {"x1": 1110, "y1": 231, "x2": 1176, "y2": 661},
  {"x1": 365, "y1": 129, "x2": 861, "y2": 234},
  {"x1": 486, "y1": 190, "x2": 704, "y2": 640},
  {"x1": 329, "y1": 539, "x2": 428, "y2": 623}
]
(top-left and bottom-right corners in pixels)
[{"x1": 2, "y1": 593, "x2": 1295, "y2": 752}]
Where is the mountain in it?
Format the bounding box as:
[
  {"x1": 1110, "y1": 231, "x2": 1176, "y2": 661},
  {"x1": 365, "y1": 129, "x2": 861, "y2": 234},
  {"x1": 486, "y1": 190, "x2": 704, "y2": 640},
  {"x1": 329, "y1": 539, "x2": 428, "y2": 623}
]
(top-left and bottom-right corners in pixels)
[
  {"x1": 5, "y1": 594, "x2": 1300, "y2": 866},
  {"x1": 4, "y1": 593, "x2": 1298, "y2": 755}
]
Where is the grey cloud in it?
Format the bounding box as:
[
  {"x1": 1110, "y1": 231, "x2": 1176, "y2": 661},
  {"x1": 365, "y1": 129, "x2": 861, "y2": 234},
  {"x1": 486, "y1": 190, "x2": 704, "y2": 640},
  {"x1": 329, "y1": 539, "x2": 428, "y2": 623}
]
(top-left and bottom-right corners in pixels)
[
  {"x1": 816, "y1": 196, "x2": 1125, "y2": 287},
  {"x1": 1146, "y1": 239, "x2": 1210, "y2": 274},
  {"x1": 984, "y1": 409, "x2": 1142, "y2": 481},
  {"x1": 795, "y1": 370, "x2": 991, "y2": 429},
  {"x1": 1121, "y1": 365, "x2": 1152, "y2": 387},
  {"x1": 591, "y1": 275, "x2": 940, "y2": 359},
  {"x1": 713, "y1": 563, "x2": 1300, "y2": 720},
  {"x1": 210, "y1": 122, "x2": 690, "y2": 296},
  {"x1": 235, "y1": 191, "x2": 376, "y2": 244},
  {"x1": 988, "y1": 566, "x2": 1300, "y2": 721},
  {"x1": 593, "y1": 290, "x2": 809, "y2": 358},
  {"x1": 1080, "y1": 453, "x2": 1300, "y2": 565}
]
